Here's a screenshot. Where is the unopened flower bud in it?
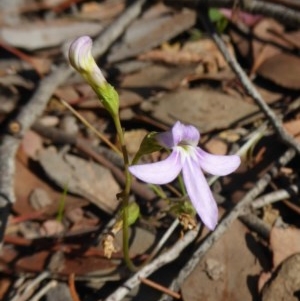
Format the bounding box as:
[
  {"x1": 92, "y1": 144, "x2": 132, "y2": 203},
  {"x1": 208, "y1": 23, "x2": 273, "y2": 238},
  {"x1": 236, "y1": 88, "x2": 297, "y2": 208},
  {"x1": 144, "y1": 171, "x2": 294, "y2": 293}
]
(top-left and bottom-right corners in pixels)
[
  {"x1": 68, "y1": 36, "x2": 119, "y2": 117},
  {"x1": 69, "y1": 36, "x2": 106, "y2": 86}
]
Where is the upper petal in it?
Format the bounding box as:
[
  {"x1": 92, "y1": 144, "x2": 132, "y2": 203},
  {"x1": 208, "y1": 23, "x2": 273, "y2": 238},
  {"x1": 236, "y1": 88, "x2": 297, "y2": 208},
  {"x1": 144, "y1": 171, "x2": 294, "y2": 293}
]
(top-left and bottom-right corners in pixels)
[
  {"x1": 69, "y1": 36, "x2": 106, "y2": 87},
  {"x1": 69, "y1": 36, "x2": 93, "y2": 72},
  {"x1": 196, "y1": 148, "x2": 241, "y2": 176},
  {"x1": 155, "y1": 129, "x2": 175, "y2": 149},
  {"x1": 172, "y1": 121, "x2": 200, "y2": 147},
  {"x1": 155, "y1": 121, "x2": 200, "y2": 149},
  {"x1": 182, "y1": 156, "x2": 218, "y2": 230},
  {"x1": 129, "y1": 149, "x2": 182, "y2": 185}
]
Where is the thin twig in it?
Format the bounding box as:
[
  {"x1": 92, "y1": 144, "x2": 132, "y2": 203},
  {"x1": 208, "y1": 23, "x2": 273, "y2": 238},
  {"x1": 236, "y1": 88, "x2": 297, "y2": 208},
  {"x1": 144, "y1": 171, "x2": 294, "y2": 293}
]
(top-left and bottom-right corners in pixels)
[
  {"x1": 164, "y1": 0, "x2": 300, "y2": 27},
  {"x1": 104, "y1": 225, "x2": 200, "y2": 301},
  {"x1": 239, "y1": 213, "x2": 271, "y2": 239},
  {"x1": 159, "y1": 148, "x2": 296, "y2": 300},
  {"x1": 28, "y1": 280, "x2": 57, "y2": 301},
  {"x1": 252, "y1": 185, "x2": 299, "y2": 209},
  {"x1": 68, "y1": 274, "x2": 80, "y2": 301},
  {"x1": 148, "y1": 219, "x2": 180, "y2": 260},
  {"x1": 10, "y1": 272, "x2": 50, "y2": 301},
  {"x1": 139, "y1": 277, "x2": 181, "y2": 299},
  {"x1": 208, "y1": 122, "x2": 267, "y2": 186},
  {"x1": 60, "y1": 98, "x2": 122, "y2": 156}
]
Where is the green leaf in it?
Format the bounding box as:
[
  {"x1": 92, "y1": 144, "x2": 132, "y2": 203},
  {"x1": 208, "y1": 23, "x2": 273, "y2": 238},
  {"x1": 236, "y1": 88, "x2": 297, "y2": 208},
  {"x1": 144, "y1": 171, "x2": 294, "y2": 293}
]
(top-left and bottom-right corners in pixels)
[
  {"x1": 209, "y1": 8, "x2": 223, "y2": 22},
  {"x1": 127, "y1": 202, "x2": 140, "y2": 226},
  {"x1": 209, "y1": 8, "x2": 228, "y2": 33},
  {"x1": 131, "y1": 132, "x2": 163, "y2": 165}
]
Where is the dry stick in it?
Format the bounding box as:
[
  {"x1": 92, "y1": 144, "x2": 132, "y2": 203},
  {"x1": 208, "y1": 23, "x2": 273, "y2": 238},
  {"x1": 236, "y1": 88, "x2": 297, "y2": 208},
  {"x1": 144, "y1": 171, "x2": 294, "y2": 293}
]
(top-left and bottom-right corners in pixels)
[
  {"x1": 252, "y1": 184, "x2": 299, "y2": 209},
  {"x1": 159, "y1": 148, "x2": 296, "y2": 301},
  {"x1": 200, "y1": 10, "x2": 300, "y2": 155},
  {"x1": 10, "y1": 272, "x2": 50, "y2": 301},
  {"x1": 68, "y1": 274, "x2": 81, "y2": 301},
  {"x1": 164, "y1": 0, "x2": 300, "y2": 27},
  {"x1": 0, "y1": 0, "x2": 148, "y2": 246},
  {"x1": 139, "y1": 277, "x2": 181, "y2": 299},
  {"x1": 28, "y1": 280, "x2": 58, "y2": 301},
  {"x1": 239, "y1": 213, "x2": 271, "y2": 239},
  {"x1": 104, "y1": 225, "x2": 200, "y2": 301}
]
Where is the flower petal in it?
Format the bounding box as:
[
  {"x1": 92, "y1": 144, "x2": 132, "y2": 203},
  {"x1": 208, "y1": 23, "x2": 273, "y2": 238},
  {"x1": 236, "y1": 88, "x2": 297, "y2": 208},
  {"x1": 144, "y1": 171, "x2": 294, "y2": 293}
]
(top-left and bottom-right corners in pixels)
[
  {"x1": 155, "y1": 129, "x2": 175, "y2": 148},
  {"x1": 172, "y1": 121, "x2": 200, "y2": 146},
  {"x1": 129, "y1": 149, "x2": 182, "y2": 185},
  {"x1": 196, "y1": 148, "x2": 241, "y2": 176},
  {"x1": 155, "y1": 121, "x2": 200, "y2": 149},
  {"x1": 182, "y1": 157, "x2": 218, "y2": 230},
  {"x1": 69, "y1": 36, "x2": 93, "y2": 72}
]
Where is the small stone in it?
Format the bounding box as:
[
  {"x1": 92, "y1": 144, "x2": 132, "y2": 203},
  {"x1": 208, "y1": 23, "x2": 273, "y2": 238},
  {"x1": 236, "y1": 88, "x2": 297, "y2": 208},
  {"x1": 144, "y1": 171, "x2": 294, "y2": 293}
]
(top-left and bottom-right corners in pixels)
[
  {"x1": 29, "y1": 188, "x2": 52, "y2": 210},
  {"x1": 204, "y1": 258, "x2": 225, "y2": 281}
]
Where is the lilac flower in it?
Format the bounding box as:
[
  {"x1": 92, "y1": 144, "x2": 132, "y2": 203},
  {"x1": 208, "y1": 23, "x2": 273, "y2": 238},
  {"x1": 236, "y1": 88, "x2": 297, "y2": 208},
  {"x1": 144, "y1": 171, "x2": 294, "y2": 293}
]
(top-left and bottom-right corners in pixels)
[{"x1": 129, "y1": 121, "x2": 241, "y2": 230}]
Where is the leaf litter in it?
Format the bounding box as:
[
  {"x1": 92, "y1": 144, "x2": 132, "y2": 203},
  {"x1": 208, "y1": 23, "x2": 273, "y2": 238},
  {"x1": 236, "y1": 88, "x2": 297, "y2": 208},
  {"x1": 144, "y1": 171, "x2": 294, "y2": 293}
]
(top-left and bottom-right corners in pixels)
[{"x1": 1, "y1": 0, "x2": 300, "y2": 300}]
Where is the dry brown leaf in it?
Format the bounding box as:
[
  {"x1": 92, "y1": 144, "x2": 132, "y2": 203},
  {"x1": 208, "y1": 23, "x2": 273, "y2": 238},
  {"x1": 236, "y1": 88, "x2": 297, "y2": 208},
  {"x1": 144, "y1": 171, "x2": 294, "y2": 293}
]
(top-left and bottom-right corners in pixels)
[
  {"x1": 203, "y1": 138, "x2": 228, "y2": 155},
  {"x1": 139, "y1": 49, "x2": 204, "y2": 65},
  {"x1": 251, "y1": 19, "x2": 292, "y2": 75},
  {"x1": 37, "y1": 147, "x2": 120, "y2": 214},
  {"x1": 257, "y1": 53, "x2": 300, "y2": 89},
  {"x1": 80, "y1": 1, "x2": 124, "y2": 21},
  {"x1": 33, "y1": 58, "x2": 52, "y2": 75},
  {"x1": 21, "y1": 130, "x2": 43, "y2": 160},
  {"x1": 0, "y1": 20, "x2": 103, "y2": 50},
  {"x1": 269, "y1": 226, "x2": 300, "y2": 268},
  {"x1": 145, "y1": 88, "x2": 257, "y2": 132},
  {"x1": 55, "y1": 86, "x2": 80, "y2": 104},
  {"x1": 253, "y1": 19, "x2": 288, "y2": 48},
  {"x1": 121, "y1": 64, "x2": 195, "y2": 92},
  {"x1": 107, "y1": 4, "x2": 196, "y2": 63},
  {"x1": 14, "y1": 157, "x2": 89, "y2": 217},
  {"x1": 183, "y1": 39, "x2": 234, "y2": 70},
  {"x1": 250, "y1": 44, "x2": 280, "y2": 76},
  {"x1": 124, "y1": 129, "x2": 148, "y2": 156},
  {"x1": 139, "y1": 38, "x2": 233, "y2": 70},
  {"x1": 262, "y1": 206, "x2": 279, "y2": 226},
  {"x1": 0, "y1": 277, "x2": 11, "y2": 300},
  {"x1": 283, "y1": 119, "x2": 300, "y2": 142}
]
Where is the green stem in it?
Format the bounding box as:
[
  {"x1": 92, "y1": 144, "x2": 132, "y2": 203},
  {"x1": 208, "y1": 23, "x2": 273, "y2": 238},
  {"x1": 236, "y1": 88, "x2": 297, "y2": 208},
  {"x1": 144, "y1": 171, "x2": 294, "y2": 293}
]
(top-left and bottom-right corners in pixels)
[
  {"x1": 178, "y1": 173, "x2": 187, "y2": 196},
  {"x1": 113, "y1": 116, "x2": 190, "y2": 271},
  {"x1": 113, "y1": 115, "x2": 138, "y2": 272}
]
